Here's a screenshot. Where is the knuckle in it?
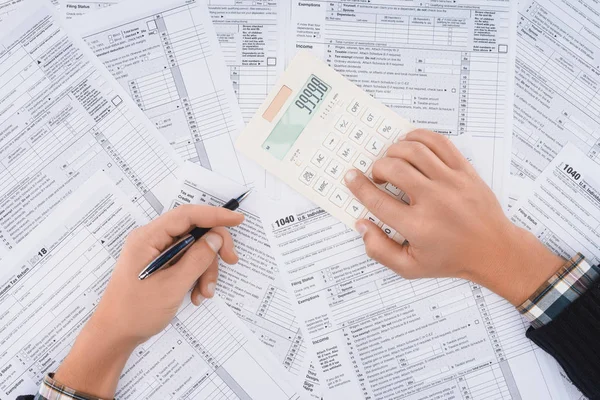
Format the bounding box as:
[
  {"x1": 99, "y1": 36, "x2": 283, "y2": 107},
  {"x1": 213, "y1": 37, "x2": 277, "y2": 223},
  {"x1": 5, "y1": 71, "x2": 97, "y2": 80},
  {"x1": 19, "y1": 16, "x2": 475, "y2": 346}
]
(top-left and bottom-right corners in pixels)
[
  {"x1": 370, "y1": 194, "x2": 387, "y2": 214},
  {"x1": 364, "y1": 241, "x2": 380, "y2": 260},
  {"x1": 187, "y1": 246, "x2": 211, "y2": 267},
  {"x1": 126, "y1": 227, "x2": 146, "y2": 243},
  {"x1": 409, "y1": 141, "x2": 428, "y2": 155}
]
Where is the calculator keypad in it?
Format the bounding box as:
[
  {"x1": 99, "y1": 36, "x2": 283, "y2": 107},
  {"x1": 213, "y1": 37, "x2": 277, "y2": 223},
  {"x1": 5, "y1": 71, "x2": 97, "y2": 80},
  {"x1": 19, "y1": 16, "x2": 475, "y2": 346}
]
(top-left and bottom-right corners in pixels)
[{"x1": 294, "y1": 96, "x2": 413, "y2": 244}]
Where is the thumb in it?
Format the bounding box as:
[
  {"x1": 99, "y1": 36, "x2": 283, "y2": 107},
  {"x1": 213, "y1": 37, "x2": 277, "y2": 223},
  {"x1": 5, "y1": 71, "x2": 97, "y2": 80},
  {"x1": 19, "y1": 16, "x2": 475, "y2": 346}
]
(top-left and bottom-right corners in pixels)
[{"x1": 169, "y1": 232, "x2": 223, "y2": 289}]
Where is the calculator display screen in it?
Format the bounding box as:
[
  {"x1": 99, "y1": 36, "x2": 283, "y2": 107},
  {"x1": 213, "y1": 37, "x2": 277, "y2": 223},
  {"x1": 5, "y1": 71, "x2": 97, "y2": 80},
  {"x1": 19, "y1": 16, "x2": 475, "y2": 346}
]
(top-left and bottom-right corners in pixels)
[{"x1": 262, "y1": 75, "x2": 330, "y2": 160}]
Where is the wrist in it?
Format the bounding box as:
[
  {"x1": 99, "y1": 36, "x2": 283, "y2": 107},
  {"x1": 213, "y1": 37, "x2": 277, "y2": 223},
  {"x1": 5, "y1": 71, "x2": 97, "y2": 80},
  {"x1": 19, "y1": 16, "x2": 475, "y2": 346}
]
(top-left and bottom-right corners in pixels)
[
  {"x1": 55, "y1": 314, "x2": 137, "y2": 398},
  {"x1": 470, "y1": 224, "x2": 565, "y2": 306}
]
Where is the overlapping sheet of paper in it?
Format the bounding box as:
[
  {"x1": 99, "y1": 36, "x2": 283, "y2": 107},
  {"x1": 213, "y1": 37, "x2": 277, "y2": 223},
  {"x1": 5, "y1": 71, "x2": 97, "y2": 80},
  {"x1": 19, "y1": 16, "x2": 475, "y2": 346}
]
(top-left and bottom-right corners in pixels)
[{"x1": 0, "y1": 0, "x2": 181, "y2": 262}]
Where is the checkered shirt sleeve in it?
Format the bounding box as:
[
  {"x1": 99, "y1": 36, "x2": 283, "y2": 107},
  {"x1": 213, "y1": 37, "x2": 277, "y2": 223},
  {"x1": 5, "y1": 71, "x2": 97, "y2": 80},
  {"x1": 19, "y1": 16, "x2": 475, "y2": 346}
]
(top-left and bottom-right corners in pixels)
[
  {"x1": 518, "y1": 253, "x2": 600, "y2": 329},
  {"x1": 35, "y1": 373, "x2": 110, "y2": 400}
]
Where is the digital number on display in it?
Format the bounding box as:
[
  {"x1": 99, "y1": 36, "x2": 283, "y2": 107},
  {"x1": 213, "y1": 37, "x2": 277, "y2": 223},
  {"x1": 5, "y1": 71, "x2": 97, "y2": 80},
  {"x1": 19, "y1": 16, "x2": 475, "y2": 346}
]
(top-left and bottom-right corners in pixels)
[{"x1": 294, "y1": 76, "x2": 329, "y2": 115}]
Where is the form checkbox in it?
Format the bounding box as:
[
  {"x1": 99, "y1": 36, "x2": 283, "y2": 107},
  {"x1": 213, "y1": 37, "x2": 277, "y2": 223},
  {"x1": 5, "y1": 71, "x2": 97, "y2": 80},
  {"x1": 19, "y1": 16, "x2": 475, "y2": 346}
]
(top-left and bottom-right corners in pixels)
[
  {"x1": 267, "y1": 57, "x2": 277, "y2": 66},
  {"x1": 498, "y1": 44, "x2": 508, "y2": 53},
  {"x1": 112, "y1": 96, "x2": 123, "y2": 106},
  {"x1": 147, "y1": 20, "x2": 158, "y2": 31}
]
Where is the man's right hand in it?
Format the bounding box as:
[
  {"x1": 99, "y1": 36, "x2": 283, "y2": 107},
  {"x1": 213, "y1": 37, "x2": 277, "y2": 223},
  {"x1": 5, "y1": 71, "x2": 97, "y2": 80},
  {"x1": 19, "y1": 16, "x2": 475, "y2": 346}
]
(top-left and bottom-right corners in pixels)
[{"x1": 344, "y1": 129, "x2": 564, "y2": 306}]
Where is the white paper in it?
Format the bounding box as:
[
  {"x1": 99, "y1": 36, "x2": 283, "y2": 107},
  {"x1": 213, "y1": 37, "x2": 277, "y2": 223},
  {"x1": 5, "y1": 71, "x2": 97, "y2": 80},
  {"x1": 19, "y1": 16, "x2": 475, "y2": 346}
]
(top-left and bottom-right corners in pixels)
[
  {"x1": 71, "y1": 0, "x2": 251, "y2": 186},
  {"x1": 511, "y1": 142, "x2": 600, "y2": 267},
  {"x1": 206, "y1": 1, "x2": 284, "y2": 123},
  {"x1": 0, "y1": 172, "x2": 302, "y2": 400},
  {"x1": 0, "y1": 0, "x2": 25, "y2": 23},
  {"x1": 262, "y1": 201, "x2": 577, "y2": 399},
  {"x1": 285, "y1": 0, "x2": 517, "y2": 205},
  {"x1": 510, "y1": 0, "x2": 600, "y2": 207},
  {"x1": 0, "y1": 0, "x2": 182, "y2": 262},
  {"x1": 165, "y1": 162, "x2": 320, "y2": 397}
]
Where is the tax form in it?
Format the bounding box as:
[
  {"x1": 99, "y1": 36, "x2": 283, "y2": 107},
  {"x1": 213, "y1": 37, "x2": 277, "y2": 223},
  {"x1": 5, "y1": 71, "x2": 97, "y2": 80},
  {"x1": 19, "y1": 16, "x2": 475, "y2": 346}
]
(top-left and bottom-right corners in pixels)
[
  {"x1": 511, "y1": 142, "x2": 600, "y2": 271},
  {"x1": 71, "y1": 0, "x2": 249, "y2": 185},
  {"x1": 262, "y1": 206, "x2": 576, "y2": 399},
  {"x1": 0, "y1": 172, "x2": 302, "y2": 400},
  {"x1": 0, "y1": 0, "x2": 25, "y2": 23},
  {"x1": 0, "y1": 0, "x2": 181, "y2": 261},
  {"x1": 285, "y1": 0, "x2": 517, "y2": 203},
  {"x1": 509, "y1": 142, "x2": 600, "y2": 398},
  {"x1": 511, "y1": 0, "x2": 600, "y2": 203},
  {"x1": 207, "y1": 0, "x2": 284, "y2": 123},
  {"x1": 166, "y1": 162, "x2": 320, "y2": 397}
]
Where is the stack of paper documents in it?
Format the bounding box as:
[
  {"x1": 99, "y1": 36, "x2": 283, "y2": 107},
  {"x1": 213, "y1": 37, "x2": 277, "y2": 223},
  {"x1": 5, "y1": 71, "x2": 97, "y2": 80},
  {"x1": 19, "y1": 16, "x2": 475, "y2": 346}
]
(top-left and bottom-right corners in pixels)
[{"x1": 0, "y1": 0, "x2": 598, "y2": 398}]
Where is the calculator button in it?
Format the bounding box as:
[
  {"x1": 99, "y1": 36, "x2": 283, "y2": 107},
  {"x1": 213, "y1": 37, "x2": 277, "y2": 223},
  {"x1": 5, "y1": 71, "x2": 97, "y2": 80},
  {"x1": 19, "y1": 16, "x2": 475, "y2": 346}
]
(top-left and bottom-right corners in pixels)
[
  {"x1": 330, "y1": 188, "x2": 349, "y2": 207},
  {"x1": 311, "y1": 150, "x2": 328, "y2": 168},
  {"x1": 353, "y1": 153, "x2": 372, "y2": 173},
  {"x1": 325, "y1": 159, "x2": 344, "y2": 179},
  {"x1": 365, "y1": 212, "x2": 382, "y2": 227},
  {"x1": 401, "y1": 193, "x2": 410, "y2": 204},
  {"x1": 299, "y1": 167, "x2": 317, "y2": 185},
  {"x1": 323, "y1": 133, "x2": 340, "y2": 151},
  {"x1": 377, "y1": 119, "x2": 396, "y2": 139},
  {"x1": 337, "y1": 142, "x2": 355, "y2": 162},
  {"x1": 349, "y1": 126, "x2": 367, "y2": 145},
  {"x1": 393, "y1": 232, "x2": 407, "y2": 244},
  {"x1": 361, "y1": 108, "x2": 381, "y2": 127},
  {"x1": 366, "y1": 136, "x2": 384, "y2": 156},
  {"x1": 313, "y1": 177, "x2": 332, "y2": 196},
  {"x1": 346, "y1": 199, "x2": 365, "y2": 219},
  {"x1": 385, "y1": 183, "x2": 401, "y2": 196},
  {"x1": 381, "y1": 224, "x2": 396, "y2": 238},
  {"x1": 347, "y1": 99, "x2": 363, "y2": 116},
  {"x1": 335, "y1": 115, "x2": 352, "y2": 134}
]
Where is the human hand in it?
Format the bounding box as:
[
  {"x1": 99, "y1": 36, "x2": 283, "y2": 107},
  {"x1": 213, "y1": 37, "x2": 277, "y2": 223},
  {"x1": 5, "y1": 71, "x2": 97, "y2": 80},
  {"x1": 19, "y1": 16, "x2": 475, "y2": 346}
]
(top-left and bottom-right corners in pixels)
[
  {"x1": 55, "y1": 205, "x2": 243, "y2": 397},
  {"x1": 344, "y1": 129, "x2": 564, "y2": 306}
]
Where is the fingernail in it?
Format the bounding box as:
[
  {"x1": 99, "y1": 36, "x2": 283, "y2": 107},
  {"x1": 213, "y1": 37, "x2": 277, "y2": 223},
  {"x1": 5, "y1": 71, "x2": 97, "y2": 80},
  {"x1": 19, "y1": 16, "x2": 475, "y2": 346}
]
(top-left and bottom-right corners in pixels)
[
  {"x1": 207, "y1": 282, "x2": 216, "y2": 298},
  {"x1": 195, "y1": 294, "x2": 204, "y2": 305},
  {"x1": 356, "y1": 222, "x2": 368, "y2": 237},
  {"x1": 204, "y1": 233, "x2": 223, "y2": 253},
  {"x1": 344, "y1": 170, "x2": 358, "y2": 183}
]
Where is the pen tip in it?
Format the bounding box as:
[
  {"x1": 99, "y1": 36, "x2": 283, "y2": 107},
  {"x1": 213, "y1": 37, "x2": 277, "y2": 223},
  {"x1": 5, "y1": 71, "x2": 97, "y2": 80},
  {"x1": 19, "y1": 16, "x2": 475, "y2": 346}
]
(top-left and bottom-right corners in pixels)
[{"x1": 236, "y1": 189, "x2": 252, "y2": 203}]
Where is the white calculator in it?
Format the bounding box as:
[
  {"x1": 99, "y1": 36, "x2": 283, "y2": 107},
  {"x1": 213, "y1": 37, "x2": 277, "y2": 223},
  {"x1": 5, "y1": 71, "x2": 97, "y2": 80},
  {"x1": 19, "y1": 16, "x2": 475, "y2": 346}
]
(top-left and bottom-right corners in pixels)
[{"x1": 236, "y1": 51, "x2": 414, "y2": 242}]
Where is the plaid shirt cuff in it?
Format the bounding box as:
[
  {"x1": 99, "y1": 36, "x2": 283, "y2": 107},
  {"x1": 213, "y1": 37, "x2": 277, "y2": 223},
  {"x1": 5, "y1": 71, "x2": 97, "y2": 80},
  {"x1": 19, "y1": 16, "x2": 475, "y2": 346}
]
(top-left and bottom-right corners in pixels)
[
  {"x1": 518, "y1": 253, "x2": 600, "y2": 329},
  {"x1": 36, "y1": 373, "x2": 110, "y2": 400}
]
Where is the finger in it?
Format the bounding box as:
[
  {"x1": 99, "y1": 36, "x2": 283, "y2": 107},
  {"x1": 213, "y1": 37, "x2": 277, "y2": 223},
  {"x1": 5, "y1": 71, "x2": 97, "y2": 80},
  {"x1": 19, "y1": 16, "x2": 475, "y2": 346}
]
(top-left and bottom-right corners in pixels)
[
  {"x1": 356, "y1": 220, "x2": 417, "y2": 278},
  {"x1": 198, "y1": 257, "x2": 220, "y2": 299},
  {"x1": 385, "y1": 141, "x2": 451, "y2": 180},
  {"x1": 191, "y1": 279, "x2": 205, "y2": 306},
  {"x1": 136, "y1": 205, "x2": 244, "y2": 251},
  {"x1": 371, "y1": 158, "x2": 430, "y2": 198},
  {"x1": 404, "y1": 129, "x2": 468, "y2": 170},
  {"x1": 344, "y1": 170, "x2": 412, "y2": 233},
  {"x1": 212, "y1": 227, "x2": 238, "y2": 265},
  {"x1": 169, "y1": 231, "x2": 223, "y2": 289}
]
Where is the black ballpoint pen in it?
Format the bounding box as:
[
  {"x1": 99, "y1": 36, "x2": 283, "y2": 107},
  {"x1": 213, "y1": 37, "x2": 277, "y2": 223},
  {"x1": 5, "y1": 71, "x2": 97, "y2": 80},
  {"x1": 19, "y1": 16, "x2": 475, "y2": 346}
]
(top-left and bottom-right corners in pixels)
[{"x1": 138, "y1": 189, "x2": 252, "y2": 280}]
